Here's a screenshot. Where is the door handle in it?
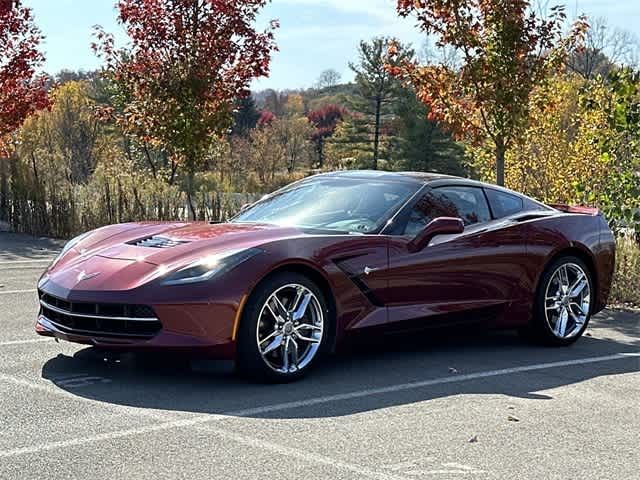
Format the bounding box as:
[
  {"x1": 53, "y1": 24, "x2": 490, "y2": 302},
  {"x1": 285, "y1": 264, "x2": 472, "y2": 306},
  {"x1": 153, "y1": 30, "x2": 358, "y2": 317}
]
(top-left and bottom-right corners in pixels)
[{"x1": 363, "y1": 266, "x2": 380, "y2": 275}]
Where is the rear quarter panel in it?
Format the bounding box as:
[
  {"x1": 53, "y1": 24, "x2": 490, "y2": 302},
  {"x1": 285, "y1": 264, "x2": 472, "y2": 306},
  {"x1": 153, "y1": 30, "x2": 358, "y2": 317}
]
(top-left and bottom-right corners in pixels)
[{"x1": 526, "y1": 213, "x2": 615, "y2": 313}]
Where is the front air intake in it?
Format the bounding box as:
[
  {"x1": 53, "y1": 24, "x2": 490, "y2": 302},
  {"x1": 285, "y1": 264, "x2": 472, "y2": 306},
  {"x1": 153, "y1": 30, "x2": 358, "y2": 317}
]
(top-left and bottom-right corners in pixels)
[{"x1": 38, "y1": 291, "x2": 161, "y2": 339}]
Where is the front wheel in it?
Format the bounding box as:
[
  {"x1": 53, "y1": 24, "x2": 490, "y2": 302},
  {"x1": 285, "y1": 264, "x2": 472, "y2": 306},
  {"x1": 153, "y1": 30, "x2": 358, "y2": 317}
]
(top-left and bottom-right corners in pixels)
[
  {"x1": 526, "y1": 256, "x2": 593, "y2": 346},
  {"x1": 236, "y1": 272, "x2": 330, "y2": 382}
]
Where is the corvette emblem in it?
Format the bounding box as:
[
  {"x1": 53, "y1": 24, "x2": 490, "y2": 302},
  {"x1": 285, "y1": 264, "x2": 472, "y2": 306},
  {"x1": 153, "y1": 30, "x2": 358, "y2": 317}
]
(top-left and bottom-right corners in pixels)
[{"x1": 76, "y1": 270, "x2": 101, "y2": 282}]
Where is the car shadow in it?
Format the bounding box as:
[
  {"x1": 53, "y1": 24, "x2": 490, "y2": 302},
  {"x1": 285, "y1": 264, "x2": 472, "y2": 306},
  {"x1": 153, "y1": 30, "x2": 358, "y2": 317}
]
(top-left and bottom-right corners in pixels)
[{"x1": 40, "y1": 314, "x2": 639, "y2": 420}]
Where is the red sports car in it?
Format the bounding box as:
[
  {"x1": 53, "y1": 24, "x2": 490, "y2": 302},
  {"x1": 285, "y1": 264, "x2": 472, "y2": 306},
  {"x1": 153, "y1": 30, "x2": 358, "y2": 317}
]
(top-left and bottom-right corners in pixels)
[{"x1": 36, "y1": 171, "x2": 616, "y2": 381}]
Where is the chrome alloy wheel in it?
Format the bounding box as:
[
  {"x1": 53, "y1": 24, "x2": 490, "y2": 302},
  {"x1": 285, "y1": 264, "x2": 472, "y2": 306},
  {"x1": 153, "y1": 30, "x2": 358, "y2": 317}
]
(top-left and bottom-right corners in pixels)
[
  {"x1": 544, "y1": 263, "x2": 591, "y2": 339},
  {"x1": 256, "y1": 284, "x2": 324, "y2": 374}
]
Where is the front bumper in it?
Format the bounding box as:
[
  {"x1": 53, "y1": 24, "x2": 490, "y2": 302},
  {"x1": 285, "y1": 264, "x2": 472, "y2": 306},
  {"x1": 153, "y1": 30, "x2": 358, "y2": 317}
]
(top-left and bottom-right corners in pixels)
[{"x1": 35, "y1": 282, "x2": 240, "y2": 359}]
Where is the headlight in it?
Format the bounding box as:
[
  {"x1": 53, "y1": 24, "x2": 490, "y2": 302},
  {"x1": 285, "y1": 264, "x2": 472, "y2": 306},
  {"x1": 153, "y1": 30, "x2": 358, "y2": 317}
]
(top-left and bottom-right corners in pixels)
[
  {"x1": 49, "y1": 231, "x2": 93, "y2": 270},
  {"x1": 160, "y1": 248, "x2": 263, "y2": 286}
]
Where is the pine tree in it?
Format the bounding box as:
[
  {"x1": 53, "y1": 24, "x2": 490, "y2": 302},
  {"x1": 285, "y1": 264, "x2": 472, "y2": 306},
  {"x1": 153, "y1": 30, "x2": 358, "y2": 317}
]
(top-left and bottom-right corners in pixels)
[
  {"x1": 348, "y1": 37, "x2": 414, "y2": 169},
  {"x1": 392, "y1": 88, "x2": 466, "y2": 175},
  {"x1": 232, "y1": 96, "x2": 261, "y2": 136}
]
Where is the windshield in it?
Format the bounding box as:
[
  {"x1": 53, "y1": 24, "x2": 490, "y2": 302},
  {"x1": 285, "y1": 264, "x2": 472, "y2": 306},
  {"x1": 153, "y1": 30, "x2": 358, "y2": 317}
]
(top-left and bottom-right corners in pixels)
[{"x1": 231, "y1": 178, "x2": 419, "y2": 234}]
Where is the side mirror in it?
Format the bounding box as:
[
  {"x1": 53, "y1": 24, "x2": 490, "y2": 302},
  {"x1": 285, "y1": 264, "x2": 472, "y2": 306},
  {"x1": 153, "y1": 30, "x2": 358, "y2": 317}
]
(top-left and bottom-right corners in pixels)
[{"x1": 407, "y1": 217, "x2": 464, "y2": 253}]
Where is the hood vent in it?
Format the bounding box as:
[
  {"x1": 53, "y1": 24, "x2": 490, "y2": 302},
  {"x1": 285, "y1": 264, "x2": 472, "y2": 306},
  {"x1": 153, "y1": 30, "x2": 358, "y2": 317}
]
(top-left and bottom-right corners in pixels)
[{"x1": 128, "y1": 235, "x2": 189, "y2": 249}]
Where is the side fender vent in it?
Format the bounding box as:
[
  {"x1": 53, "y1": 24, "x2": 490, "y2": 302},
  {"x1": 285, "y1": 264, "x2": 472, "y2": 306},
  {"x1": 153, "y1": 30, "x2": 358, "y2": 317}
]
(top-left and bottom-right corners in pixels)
[{"x1": 334, "y1": 257, "x2": 384, "y2": 307}]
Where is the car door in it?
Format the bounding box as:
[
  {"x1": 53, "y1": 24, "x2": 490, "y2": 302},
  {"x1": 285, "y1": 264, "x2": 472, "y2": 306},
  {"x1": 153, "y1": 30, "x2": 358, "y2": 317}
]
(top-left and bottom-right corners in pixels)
[{"x1": 382, "y1": 185, "x2": 531, "y2": 329}]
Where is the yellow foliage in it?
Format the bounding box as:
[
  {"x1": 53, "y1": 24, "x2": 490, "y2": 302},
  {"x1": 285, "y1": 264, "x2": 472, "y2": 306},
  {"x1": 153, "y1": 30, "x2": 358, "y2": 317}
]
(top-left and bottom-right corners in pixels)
[
  {"x1": 468, "y1": 75, "x2": 611, "y2": 205},
  {"x1": 18, "y1": 81, "x2": 107, "y2": 185},
  {"x1": 284, "y1": 94, "x2": 305, "y2": 117}
]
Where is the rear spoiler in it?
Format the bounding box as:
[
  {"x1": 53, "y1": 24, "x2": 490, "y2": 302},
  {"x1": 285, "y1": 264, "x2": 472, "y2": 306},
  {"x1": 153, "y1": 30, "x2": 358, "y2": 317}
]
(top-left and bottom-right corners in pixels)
[{"x1": 549, "y1": 204, "x2": 601, "y2": 216}]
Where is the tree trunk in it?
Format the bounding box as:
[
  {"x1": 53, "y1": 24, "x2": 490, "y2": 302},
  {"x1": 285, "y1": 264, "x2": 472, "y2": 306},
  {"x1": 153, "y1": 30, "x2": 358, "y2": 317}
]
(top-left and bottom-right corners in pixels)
[
  {"x1": 372, "y1": 96, "x2": 382, "y2": 170},
  {"x1": 141, "y1": 142, "x2": 157, "y2": 179},
  {"x1": 495, "y1": 140, "x2": 506, "y2": 186},
  {"x1": 316, "y1": 138, "x2": 324, "y2": 168},
  {"x1": 0, "y1": 158, "x2": 8, "y2": 222},
  {"x1": 186, "y1": 170, "x2": 197, "y2": 221}
]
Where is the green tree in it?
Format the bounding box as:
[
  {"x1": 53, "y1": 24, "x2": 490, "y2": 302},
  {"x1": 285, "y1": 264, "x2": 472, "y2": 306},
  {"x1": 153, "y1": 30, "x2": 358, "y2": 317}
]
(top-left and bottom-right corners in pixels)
[
  {"x1": 232, "y1": 95, "x2": 261, "y2": 136},
  {"x1": 349, "y1": 37, "x2": 414, "y2": 169},
  {"x1": 392, "y1": 87, "x2": 465, "y2": 175},
  {"x1": 587, "y1": 68, "x2": 640, "y2": 235}
]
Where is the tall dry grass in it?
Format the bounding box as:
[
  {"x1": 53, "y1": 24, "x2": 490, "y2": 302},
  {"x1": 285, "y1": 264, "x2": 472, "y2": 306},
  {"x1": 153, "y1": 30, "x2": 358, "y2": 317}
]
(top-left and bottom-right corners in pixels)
[{"x1": 610, "y1": 235, "x2": 640, "y2": 308}]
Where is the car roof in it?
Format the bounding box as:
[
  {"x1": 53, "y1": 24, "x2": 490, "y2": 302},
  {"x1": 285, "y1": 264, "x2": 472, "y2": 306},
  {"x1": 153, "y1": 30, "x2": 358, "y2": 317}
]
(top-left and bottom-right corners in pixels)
[
  {"x1": 313, "y1": 170, "x2": 551, "y2": 209},
  {"x1": 319, "y1": 170, "x2": 458, "y2": 184}
]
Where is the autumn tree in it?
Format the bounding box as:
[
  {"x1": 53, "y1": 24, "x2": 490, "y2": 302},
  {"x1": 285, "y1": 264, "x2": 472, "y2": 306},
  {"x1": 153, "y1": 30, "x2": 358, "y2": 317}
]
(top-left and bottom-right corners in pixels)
[
  {"x1": 0, "y1": 0, "x2": 49, "y2": 221},
  {"x1": 15, "y1": 81, "x2": 114, "y2": 232},
  {"x1": 325, "y1": 113, "x2": 373, "y2": 169},
  {"x1": 307, "y1": 104, "x2": 345, "y2": 168},
  {"x1": 250, "y1": 123, "x2": 285, "y2": 184},
  {"x1": 257, "y1": 110, "x2": 276, "y2": 127},
  {"x1": 283, "y1": 93, "x2": 305, "y2": 117},
  {"x1": 273, "y1": 116, "x2": 314, "y2": 173},
  {"x1": 93, "y1": 0, "x2": 278, "y2": 218},
  {"x1": 390, "y1": 1, "x2": 588, "y2": 185},
  {"x1": 0, "y1": 0, "x2": 48, "y2": 148},
  {"x1": 19, "y1": 81, "x2": 105, "y2": 185},
  {"x1": 469, "y1": 74, "x2": 606, "y2": 200},
  {"x1": 350, "y1": 37, "x2": 414, "y2": 170},
  {"x1": 470, "y1": 69, "x2": 639, "y2": 235}
]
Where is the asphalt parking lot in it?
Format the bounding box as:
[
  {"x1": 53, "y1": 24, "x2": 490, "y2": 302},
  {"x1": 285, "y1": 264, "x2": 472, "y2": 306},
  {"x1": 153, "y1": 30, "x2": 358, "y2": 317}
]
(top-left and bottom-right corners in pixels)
[{"x1": 0, "y1": 232, "x2": 638, "y2": 480}]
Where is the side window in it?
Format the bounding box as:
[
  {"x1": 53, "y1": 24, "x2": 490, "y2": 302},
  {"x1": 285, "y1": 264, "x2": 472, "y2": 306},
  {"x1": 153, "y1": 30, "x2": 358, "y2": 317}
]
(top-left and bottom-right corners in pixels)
[
  {"x1": 485, "y1": 189, "x2": 524, "y2": 218},
  {"x1": 402, "y1": 186, "x2": 491, "y2": 236},
  {"x1": 435, "y1": 187, "x2": 491, "y2": 226},
  {"x1": 524, "y1": 198, "x2": 551, "y2": 212}
]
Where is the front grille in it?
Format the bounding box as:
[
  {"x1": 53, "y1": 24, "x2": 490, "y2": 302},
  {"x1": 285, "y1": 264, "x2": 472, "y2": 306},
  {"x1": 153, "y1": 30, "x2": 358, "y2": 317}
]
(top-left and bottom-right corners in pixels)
[
  {"x1": 128, "y1": 235, "x2": 188, "y2": 248},
  {"x1": 38, "y1": 291, "x2": 161, "y2": 339}
]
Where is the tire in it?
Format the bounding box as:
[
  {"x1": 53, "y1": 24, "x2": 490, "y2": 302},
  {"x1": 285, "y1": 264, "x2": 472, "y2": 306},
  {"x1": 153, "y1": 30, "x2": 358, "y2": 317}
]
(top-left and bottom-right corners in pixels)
[
  {"x1": 525, "y1": 255, "x2": 594, "y2": 346},
  {"x1": 236, "y1": 271, "x2": 331, "y2": 382}
]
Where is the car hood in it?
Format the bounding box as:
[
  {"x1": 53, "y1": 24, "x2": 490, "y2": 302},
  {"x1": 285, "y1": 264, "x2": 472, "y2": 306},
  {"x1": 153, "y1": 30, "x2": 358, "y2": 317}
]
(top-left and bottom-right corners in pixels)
[
  {"x1": 44, "y1": 222, "x2": 304, "y2": 291},
  {"x1": 88, "y1": 222, "x2": 302, "y2": 265}
]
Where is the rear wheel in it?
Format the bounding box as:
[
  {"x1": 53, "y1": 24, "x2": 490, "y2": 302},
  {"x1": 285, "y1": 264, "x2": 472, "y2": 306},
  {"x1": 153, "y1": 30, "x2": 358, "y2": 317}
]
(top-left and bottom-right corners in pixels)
[
  {"x1": 236, "y1": 272, "x2": 330, "y2": 382},
  {"x1": 525, "y1": 256, "x2": 593, "y2": 346}
]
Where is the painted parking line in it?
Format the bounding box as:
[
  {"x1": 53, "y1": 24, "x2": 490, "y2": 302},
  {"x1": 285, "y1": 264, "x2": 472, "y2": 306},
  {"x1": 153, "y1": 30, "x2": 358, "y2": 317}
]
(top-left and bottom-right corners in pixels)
[
  {"x1": 227, "y1": 352, "x2": 640, "y2": 418},
  {"x1": 0, "y1": 289, "x2": 37, "y2": 295},
  {"x1": 0, "y1": 259, "x2": 55, "y2": 264},
  {"x1": 0, "y1": 352, "x2": 637, "y2": 460},
  {"x1": 0, "y1": 266, "x2": 47, "y2": 271},
  {"x1": 195, "y1": 423, "x2": 412, "y2": 480},
  {"x1": 0, "y1": 372, "x2": 187, "y2": 424},
  {"x1": 0, "y1": 338, "x2": 50, "y2": 346}
]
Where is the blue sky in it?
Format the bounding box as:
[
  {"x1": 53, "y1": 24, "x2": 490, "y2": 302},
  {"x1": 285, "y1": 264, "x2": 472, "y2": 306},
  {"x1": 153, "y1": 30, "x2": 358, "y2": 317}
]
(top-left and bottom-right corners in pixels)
[{"x1": 26, "y1": 0, "x2": 640, "y2": 91}]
